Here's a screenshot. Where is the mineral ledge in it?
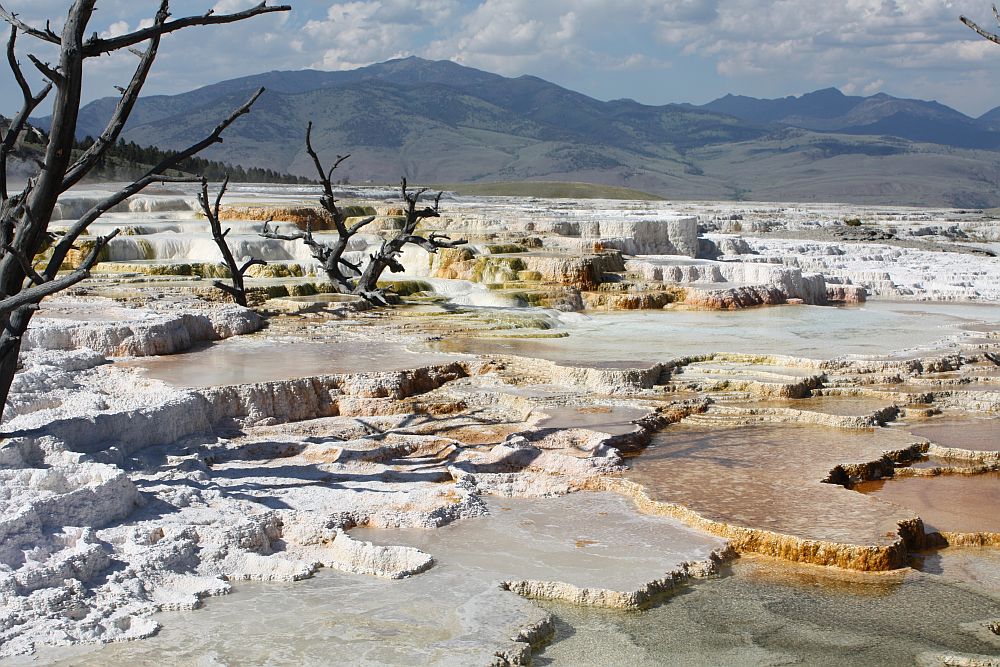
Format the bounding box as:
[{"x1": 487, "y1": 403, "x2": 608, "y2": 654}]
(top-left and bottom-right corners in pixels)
[{"x1": 1, "y1": 186, "x2": 998, "y2": 664}]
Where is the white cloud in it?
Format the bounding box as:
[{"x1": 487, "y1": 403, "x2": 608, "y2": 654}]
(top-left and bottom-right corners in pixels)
[
  {"x1": 653, "y1": 1, "x2": 992, "y2": 80},
  {"x1": 605, "y1": 53, "x2": 672, "y2": 70},
  {"x1": 101, "y1": 20, "x2": 130, "y2": 38},
  {"x1": 303, "y1": 1, "x2": 460, "y2": 70},
  {"x1": 423, "y1": 0, "x2": 612, "y2": 75},
  {"x1": 631, "y1": 0, "x2": 1000, "y2": 111}
]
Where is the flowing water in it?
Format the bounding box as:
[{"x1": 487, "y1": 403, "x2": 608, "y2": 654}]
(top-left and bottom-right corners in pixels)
[
  {"x1": 626, "y1": 423, "x2": 920, "y2": 545},
  {"x1": 12, "y1": 494, "x2": 725, "y2": 666},
  {"x1": 718, "y1": 395, "x2": 898, "y2": 416},
  {"x1": 535, "y1": 405, "x2": 651, "y2": 436},
  {"x1": 437, "y1": 302, "x2": 1000, "y2": 364},
  {"x1": 534, "y1": 553, "x2": 1000, "y2": 666},
  {"x1": 856, "y1": 472, "x2": 1000, "y2": 534},
  {"x1": 907, "y1": 418, "x2": 1000, "y2": 452},
  {"x1": 118, "y1": 336, "x2": 463, "y2": 387}
]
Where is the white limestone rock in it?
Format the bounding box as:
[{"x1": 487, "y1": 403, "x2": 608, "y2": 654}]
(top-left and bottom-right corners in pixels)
[{"x1": 25, "y1": 297, "x2": 262, "y2": 357}]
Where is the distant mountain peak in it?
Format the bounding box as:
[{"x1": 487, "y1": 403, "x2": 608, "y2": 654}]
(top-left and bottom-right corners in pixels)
[
  {"x1": 698, "y1": 85, "x2": 985, "y2": 143},
  {"x1": 801, "y1": 87, "x2": 847, "y2": 98},
  {"x1": 29, "y1": 57, "x2": 1000, "y2": 208}
]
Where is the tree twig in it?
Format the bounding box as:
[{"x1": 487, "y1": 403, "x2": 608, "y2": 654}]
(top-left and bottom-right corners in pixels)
[
  {"x1": 26, "y1": 53, "x2": 62, "y2": 85},
  {"x1": 962, "y1": 11, "x2": 1000, "y2": 45},
  {"x1": 2, "y1": 242, "x2": 45, "y2": 285},
  {"x1": 82, "y1": 2, "x2": 290, "y2": 56},
  {"x1": 61, "y1": 1, "x2": 168, "y2": 191},
  {"x1": 0, "y1": 229, "x2": 119, "y2": 315},
  {"x1": 1, "y1": 28, "x2": 51, "y2": 201},
  {"x1": 0, "y1": 5, "x2": 60, "y2": 45},
  {"x1": 43, "y1": 175, "x2": 197, "y2": 278},
  {"x1": 200, "y1": 175, "x2": 266, "y2": 306}
]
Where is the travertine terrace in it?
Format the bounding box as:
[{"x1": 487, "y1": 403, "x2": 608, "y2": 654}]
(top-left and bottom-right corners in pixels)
[{"x1": 1, "y1": 184, "x2": 999, "y2": 664}]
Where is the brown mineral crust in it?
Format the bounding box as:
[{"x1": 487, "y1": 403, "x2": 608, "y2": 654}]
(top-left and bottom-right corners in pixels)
[
  {"x1": 831, "y1": 446, "x2": 925, "y2": 483},
  {"x1": 589, "y1": 477, "x2": 918, "y2": 572},
  {"x1": 934, "y1": 531, "x2": 1000, "y2": 547},
  {"x1": 826, "y1": 284, "x2": 868, "y2": 304},
  {"x1": 606, "y1": 401, "x2": 710, "y2": 454},
  {"x1": 582, "y1": 290, "x2": 685, "y2": 310},
  {"x1": 682, "y1": 285, "x2": 788, "y2": 309},
  {"x1": 219, "y1": 205, "x2": 335, "y2": 230},
  {"x1": 218, "y1": 205, "x2": 404, "y2": 233}
]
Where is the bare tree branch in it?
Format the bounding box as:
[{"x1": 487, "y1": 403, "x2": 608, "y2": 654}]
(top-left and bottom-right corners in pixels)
[
  {"x1": 0, "y1": 0, "x2": 287, "y2": 415},
  {"x1": 211, "y1": 280, "x2": 239, "y2": 299},
  {"x1": 47, "y1": 86, "x2": 265, "y2": 276},
  {"x1": 200, "y1": 175, "x2": 265, "y2": 307},
  {"x1": 0, "y1": 5, "x2": 60, "y2": 45},
  {"x1": 304, "y1": 121, "x2": 350, "y2": 235},
  {"x1": 2, "y1": 0, "x2": 97, "y2": 297},
  {"x1": 239, "y1": 258, "x2": 266, "y2": 275},
  {"x1": 43, "y1": 175, "x2": 198, "y2": 278},
  {"x1": 141, "y1": 87, "x2": 265, "y2": 178},
  {"x1": 1, "y1": 28, "x2": 52, "y2": 201},
  {"x1": 402, "y1": 232, "x2": 468, "y2": 253},
  {"x1": 347, "y1": 215, "x2": 375, "y2": 234},
  {"x1": 353, "y1": 179, "x2": 467, "y2": 300},
  {"x1": 82, "y1": 2, "x2": 291, "y2": 56},
  {"x1": 61, "y1": 2, "x2": 168, "y2": 191},
  {"x1": 0, "y1": 181, "x2": 31, "y2": 249},
  {"x1": 962, "y1": 9, "x2": 1000, "y2": 45},
  {"x1": 260, "y1": 135, "x2": 377, "y2": 293},
  {"x1": 2, "y1": 241, "x2": 45, "y2": 285},
  {"x1": 26, "y1": 53, "x2": 61, "y2": 85},
  {"x1": 0, "y1": 229, "x2": 119, "y2": 315},
  {"x1": 339, "y1": 255, "x2": 362, "y2": 273},
  {"x1": 0, "y1": 2, "x2": 290, "y2": 56},
  {"x1": 260, "y1": 219, "x2": 309, "y2": 243}
]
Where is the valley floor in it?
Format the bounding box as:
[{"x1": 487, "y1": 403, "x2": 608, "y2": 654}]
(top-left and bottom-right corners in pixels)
[{"x1": 1, "y1": 186, "x2": 999, "y2": 665}]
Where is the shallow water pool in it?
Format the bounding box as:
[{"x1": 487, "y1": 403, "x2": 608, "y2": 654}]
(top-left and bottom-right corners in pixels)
[{"x1": 438, "y1": 301, "x2": 1000, "y2": 364}]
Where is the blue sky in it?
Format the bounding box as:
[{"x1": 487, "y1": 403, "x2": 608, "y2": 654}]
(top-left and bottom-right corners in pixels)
[{"x1": 3, "y1": 0, "x2": 1000, "y2": 117}]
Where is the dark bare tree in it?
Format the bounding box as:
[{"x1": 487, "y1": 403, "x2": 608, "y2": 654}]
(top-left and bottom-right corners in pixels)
[
  {"x1": 198, "y1": 176, "x2": 266, "y2": 307},
  {"x1": 0, "y1": 1, "x2": 290, "y2": 411},
  {"x1": 259, "y1": 122, "x2": 374, "y2": 292},
  {"x1": 354, "y1": 178, "x2": 467, "y2": 304}
]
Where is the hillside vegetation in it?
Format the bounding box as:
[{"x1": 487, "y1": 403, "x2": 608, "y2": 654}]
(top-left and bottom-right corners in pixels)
[
  {"x1": 34, "y1": 57, "x2": 1000, "y2": 206},
  {"x1": 437, "y1": 181, "x2": 664, "y2": 200},
  {"x1": 3, "y1": 117, "x2": 310, "y2": 185}
]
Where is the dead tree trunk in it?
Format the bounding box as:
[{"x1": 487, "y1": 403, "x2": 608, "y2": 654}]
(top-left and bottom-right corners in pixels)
[
  {"x1": 259, "y1": 122, "x2": 373, "y2": 292},
  {"x1": 354, "y1": 178, "x2": 467, "y2": 304},
  {"x1": 199, "y1": 176, "x2": 265, "y2": 307},
  {"x1": 0, "y1": 0, "x2": 290, "y2": 413},
  {"x1": 263, "y1": 134, "x2": 469, "y2": 305}
]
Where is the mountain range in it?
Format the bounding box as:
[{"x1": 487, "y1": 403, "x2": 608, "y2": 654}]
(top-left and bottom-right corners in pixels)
[
  {"x1": 699, "y1": 87, "x2": 1000, "y2": 149},
  {"x1": 35, "y1": 57, "x2": 1000, "y2": 207}
]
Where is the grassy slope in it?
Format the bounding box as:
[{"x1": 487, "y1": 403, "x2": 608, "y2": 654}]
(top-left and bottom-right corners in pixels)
[
  {"x1": 689, "y1": 131, "x2": 1000, "y2": 207},
  {"x1": 435, "y1": 181, "x2": 666, "y2": 200},
  {"x1": 57, "y1": 64, "x2": 1000, "y2": 207}
]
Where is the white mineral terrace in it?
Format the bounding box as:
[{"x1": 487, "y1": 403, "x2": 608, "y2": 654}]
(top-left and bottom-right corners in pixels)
[{"x1": 1, "y1": 184, "x2": 999, "y2": 665}]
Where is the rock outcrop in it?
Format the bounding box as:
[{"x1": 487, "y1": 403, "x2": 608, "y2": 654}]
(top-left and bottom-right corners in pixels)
[{"x1": 26, "y1": 298, "x2": 262, "y2": 357}]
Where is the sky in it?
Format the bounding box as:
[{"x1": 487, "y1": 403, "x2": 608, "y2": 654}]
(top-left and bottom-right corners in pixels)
[{"x1": 2, "y1": 0, "x2": 1000, "y2": 118}]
